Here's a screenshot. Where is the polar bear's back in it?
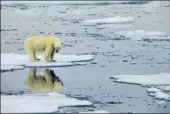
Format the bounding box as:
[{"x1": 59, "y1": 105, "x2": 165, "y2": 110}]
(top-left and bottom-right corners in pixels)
[
  {"x1": 24, "y1": 36, "x2": 48, "y2": 51},
  {"x1": 24, "y1": 35, "x2": 62, "y2": 52},
  {"x1": 25, "y1": 36, "x2": 50, "y2": 43},
  {"x1": 24, "y1": 36, "x2": 60, "y2": 44}
]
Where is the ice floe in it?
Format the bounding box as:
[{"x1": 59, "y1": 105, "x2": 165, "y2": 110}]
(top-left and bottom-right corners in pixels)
[
  {"x1": 1, "y1": 92, "x2": 92, "y2": 113},
  {"x1": 98, "y1": 24, "x2": 133, "y2": 29},
  {"x1": 81, "y1": 110, "x2": 110, "y2": 113},
  {"x1": 157, "y1": 85, "x2": 170, "y2": 91},
  {"x1": 1, "y1": 64, "x2": 24, "y2": 71},
  {"x1": 154, "y1": 91, "x2": 170, "y2": 101},
  {"x1": 111, "y1": 73, "x2": 170, "y2": 86},
  {"x1": 81, "y1": 16, "x2": 135, "y2": 24},
  {"x1": 147, "y1": 87, "x2": 170, "y2": 101},
  {"x1": 1, "y1": 1, "x2": 141, "y2": 5},
  {"x1": 111, "y1": 73, "x2": 170, "y2": 101},
  {"x1": 1, "y1": 53, "x2": 95, "y2": 71},
  {"x1": 147, "y1": 86, "x2": 161, "y2": 93},
  {"x1": 114, "y1": 30, "x2": 169, "y2": 41}
]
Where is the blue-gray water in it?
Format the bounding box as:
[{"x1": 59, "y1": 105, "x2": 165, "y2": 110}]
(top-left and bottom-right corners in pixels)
[{"x1": 1, "y1": 1, "x2": 170, "y2": 113}]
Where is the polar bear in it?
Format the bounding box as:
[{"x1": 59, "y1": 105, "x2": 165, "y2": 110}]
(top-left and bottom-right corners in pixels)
[
  {"x1": 25, "y1": 68, "x2": 64, "y2": 92},
  {"x1": 24, "y1": 35, "x2": 62, "y2": 62}
]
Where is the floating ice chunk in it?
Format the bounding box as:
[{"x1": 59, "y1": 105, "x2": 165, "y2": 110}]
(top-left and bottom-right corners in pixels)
[
  {"x1": 81, "y1": 110, "x2": 110, "y2": 113},
  {"x1": 114, "y1": 30, "x2": 169, "y2": 40},
  {"x1": 81, "y1": 16, "x2": 135, "y2": 24},
  {"x1": 1, "y1": 53, "x2": 94, "y2": 63},
  {"x1": 154, "y1": 91, "x2": 170, "y2": 101},
  {"x1": 1, "y1": 53, "x2": 95, "y2": 70},
  {"x1": 157, "y1": 85, "x2": 170, "y2": 91},
  {"x1": 149, "y1": 90, "x2": 170, "y2": 101},
  {"x1": 98, "y1": 24, "x2": 133, "y2": 29},
  {"x1": 1, "y1": 64, "x2": 24, "y2": 71},
  {"x1": 148, "y1": 92, "x2": 156, "y2": 97},
  {"x1": 147, "y1": 87, "x2": 161, "y2": 93},
  {"x1": 111, "y1": 73, "x2": 170, "y2": 86},
  {"x1": 1, "y1": 1, "x2": 140, "y2": 5},
  {"x1": 111, "y1": 73, "x2": 170, "y2": 101},
  {"x1": 1, "y1": 93, "x2": 92, "y2": 113},
  {"x1": 25, "y1": 61, "x2": 86, "y2": 67}
]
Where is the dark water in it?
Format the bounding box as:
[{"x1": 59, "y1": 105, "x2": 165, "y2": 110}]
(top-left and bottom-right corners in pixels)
[{"x1": 1, "y1": 1, "x2": 170, "y2": 113}]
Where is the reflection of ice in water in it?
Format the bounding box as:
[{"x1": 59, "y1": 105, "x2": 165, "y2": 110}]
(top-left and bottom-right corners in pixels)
[
  {"x1": 111, "y1": 73, "x2": 170, "y2": 101},
  {"x1": 25, "y1": 68, "x2": 64, "y2": 92}
]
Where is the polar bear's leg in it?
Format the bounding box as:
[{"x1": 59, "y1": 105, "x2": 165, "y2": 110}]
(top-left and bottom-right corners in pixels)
[
  {"x1": 49, "y1": 48, "x2": 56, "y2": 62},
  {"x1": 26, "y1": 50, "x2": 39, "y2": 62},
  {"x1": 29, "y1": 51, "x2": 40, "y2": 62},
  {"x1": 44, "y1": 45, "x2": 53, "y2": 62},
  {"x1": 24, "y1": 43, "x2": 40, "y2": 62}
]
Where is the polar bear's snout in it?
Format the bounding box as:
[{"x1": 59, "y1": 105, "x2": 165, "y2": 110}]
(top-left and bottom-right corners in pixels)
[{"x1": 56, "y1": 47, "x2": 61, "y2": 53}]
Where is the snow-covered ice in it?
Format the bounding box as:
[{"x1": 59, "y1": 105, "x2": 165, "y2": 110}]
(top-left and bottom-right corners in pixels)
[
  {"x1": 81, "y1": 16, "x2": 135, "y2": 24},
  {"x1": 1, "y1": 92, "x2": 92, "y2": 113},
  {"x1": 81, "y1": 110, "x2": 110, "y2": 113},
  {"x1": 157, "y1": 85, "x2": 170, "y2": 91},
  {"x1": 147, "y1": 86, "x2": 161, "y2": 93},
  {"x1": 1, "y1": 53, "x2": 95, "y2": 71},
  {"x1": 98, "y1": 24, "x2": 133, "y2": 29},
  {"x1": 1, "y1": 1, "x2": 141, "y2": 5},
  {"x1": 111, "y1": 73, "x2": 170, "y2": 101},
  {"x1": 1, "y1": 64, "x2": 24, "y2": 71},
  {"x1": 111, "y1": 73, "x2": 170, "y2": 86},
  {"x1": 154, "y1": 91, "x2": 170, "y2": 101},
  {"x1": 147, "y1": 87, "x2": 170, "y2": 101},
  {"x1": 114, "y1": 30, "x2": 169, "y2": 40}
]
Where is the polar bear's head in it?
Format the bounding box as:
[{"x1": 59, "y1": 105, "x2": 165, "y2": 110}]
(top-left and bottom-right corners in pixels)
[{"x1": 52, "y1": 37, "x2": 63, "y2": 52}]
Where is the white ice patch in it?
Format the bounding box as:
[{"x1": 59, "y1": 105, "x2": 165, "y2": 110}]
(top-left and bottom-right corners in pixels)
[
  {"x1": 114, "y1": 30, "x2": 169, "y2": 40},
  {"x1": 147, "y1": 86, "x2": 170, "y2": 101},
  {"x1": 98, "y1": 24, "x2": 133, "y2": 29},
  {"x1": 1, "y1": 64, "x2": 24, "y2": 71},
  {"x1": 111, "y1": 73, "x2": 170, "y2": 86},
  {"x1": 1, "y1": 1, "x2": 139, "y2": 5},
  {"x1": 81, "y1": 16, "x2": 135, "y2": 24},
  {"x1": 147, "y1": 86, "x2": 161, "y2": 93},
  {"x1": 157, "y1": 85, "x2": 170, "y2": 91},
  {"x1": 81, "y1": 110, "x2": 110, "y2": 113},
  {"x1": 1, "y1": 92, "x2": 92, "y2": 113},
  {"x1": 154, "y1": 91, "x2": 170, "y2": 101},
  {"x1": 1, "y1": 53, "x2": 95, "y2": 71},
  {"x1": 111, "y1": 73, "x2": 170, "y2": 101}
]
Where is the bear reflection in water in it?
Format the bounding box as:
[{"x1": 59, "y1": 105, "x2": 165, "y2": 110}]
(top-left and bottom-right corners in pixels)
[{"x1": 25, "y1": 68, "x2": 64, "y2": 92}]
